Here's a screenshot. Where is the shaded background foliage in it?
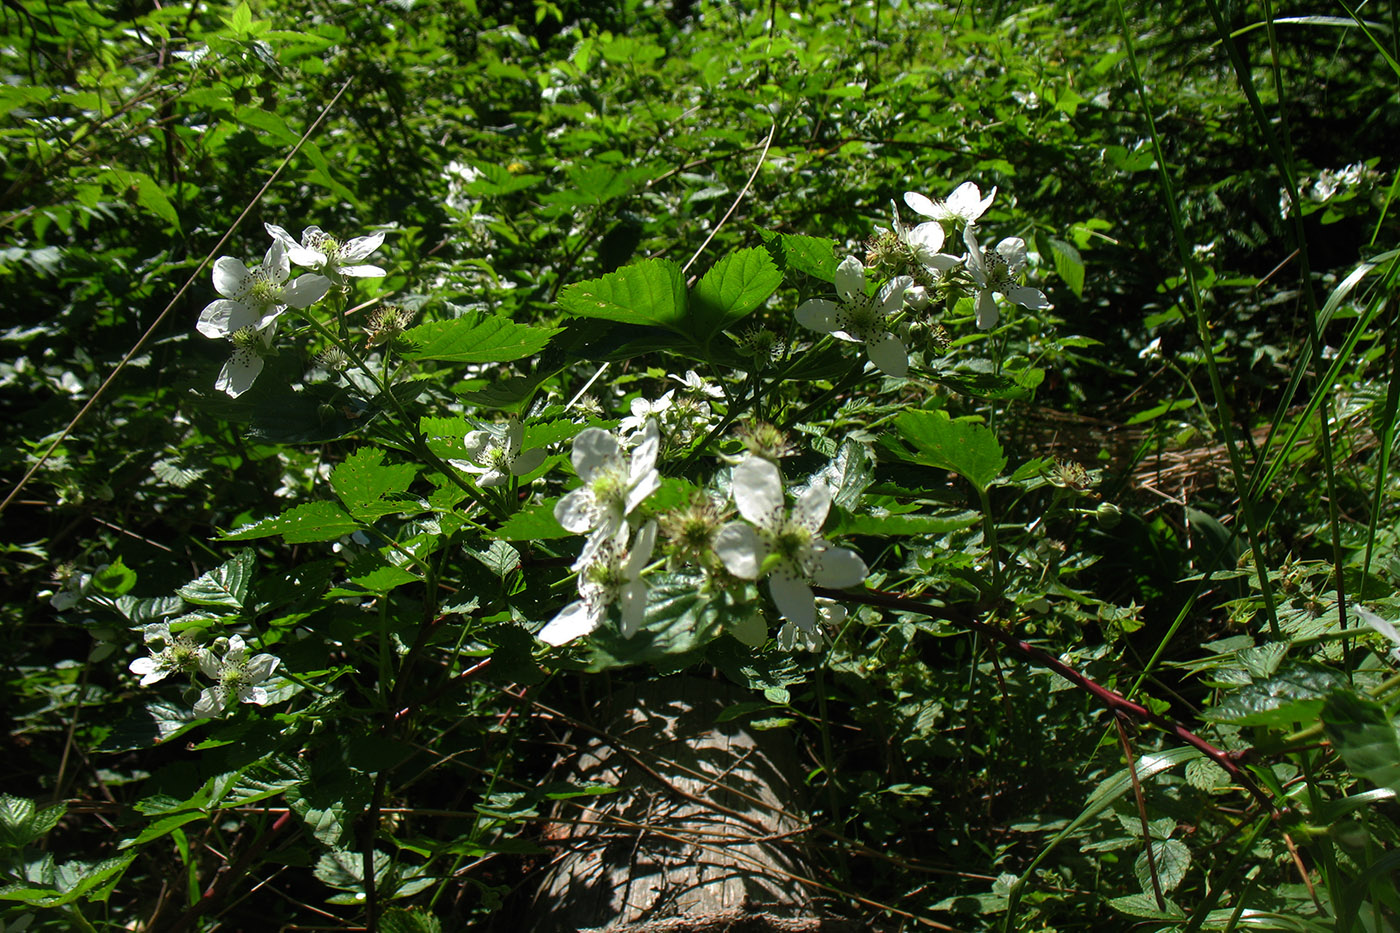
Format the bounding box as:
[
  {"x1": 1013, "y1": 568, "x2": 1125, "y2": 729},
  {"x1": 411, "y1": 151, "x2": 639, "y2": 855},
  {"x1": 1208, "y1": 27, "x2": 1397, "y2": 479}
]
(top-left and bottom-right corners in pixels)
[{"x1": 3, "y1": 0, "x2": 1400, "y2": 930}]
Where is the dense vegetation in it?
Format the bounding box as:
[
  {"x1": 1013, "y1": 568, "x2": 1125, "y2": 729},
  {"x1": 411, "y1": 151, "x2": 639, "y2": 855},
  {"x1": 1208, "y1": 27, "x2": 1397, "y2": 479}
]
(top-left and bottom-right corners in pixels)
[{"x1": 3, "y1": 0, "x2": 1399, "y2": 929}]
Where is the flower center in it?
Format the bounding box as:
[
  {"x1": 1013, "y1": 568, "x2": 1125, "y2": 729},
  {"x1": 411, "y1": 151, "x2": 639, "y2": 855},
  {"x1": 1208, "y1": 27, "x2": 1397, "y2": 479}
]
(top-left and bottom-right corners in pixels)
[
  {"x1": 587, "y1": 460, "x2": 629, "y2": 515},
  {"x1": 771, "y1": 521, "x2": 813, "y2": 567},
  {"x1": 837, "y1": 292, "x2": 882, "y2": 341},
  {"x1": 983, "y1": 249, "x2": 1013, "y2": 291},
  {"x1": 307, "y1": 231, "x2": 342, "y2": 259}
]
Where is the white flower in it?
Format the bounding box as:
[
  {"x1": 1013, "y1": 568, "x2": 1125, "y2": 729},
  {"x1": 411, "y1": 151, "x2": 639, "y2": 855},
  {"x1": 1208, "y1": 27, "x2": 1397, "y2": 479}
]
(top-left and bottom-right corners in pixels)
[
  {"x1": 128, "y1": 623, "x2": 201, "y2": 686},
  {"x1": 962, "y1": 224, "x2": 1050, "y2": 330},
  {"x1": 619, "y1": 391, "x2": 674, "y2": 435},
  {"x1": 539, "y1": 521, "x2": 658, "y2": 645},
  {"x1": 670, "y1": 370, "x2": 725, "y2": 400},
  {"x1": 777, "y1": 599, "x2": 846, "y2": 652},
  {"x1": 904, "y1": 181, "x2": 996, "y2": 228},
  {"x1": 890, "y1": 201, "x2": 962, "y2": 278},
  {"x1": 197, "y1": 240, "x2": 330, "y2": 339},
  {"x1": 265, "y1": 224, "x2": 386, "y2": 285},
  {"x1": 555, "y1": 421, "x2": 661, "y2": 567},
  {"x1": 796, "y1": 256, "x2": 913, "y2": 377},
  {"x1": 450, "y1": 418, "x2": 545, "y2": 487},
  {"x1": 214, "y1": 321, "x2": 278, "y2": 398},
  {"x1": 192, "y1": 635, "x2": 280, "y2": 718},
  {"x1": 714, "y1": 457, "x2": 867, "y2": 631}
]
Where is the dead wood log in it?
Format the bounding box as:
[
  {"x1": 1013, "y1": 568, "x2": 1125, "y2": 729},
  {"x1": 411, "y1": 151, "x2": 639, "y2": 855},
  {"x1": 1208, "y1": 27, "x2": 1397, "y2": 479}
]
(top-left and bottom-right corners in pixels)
[{"x1": 530, "y1": 676, "x2": 858, "y2": 933}]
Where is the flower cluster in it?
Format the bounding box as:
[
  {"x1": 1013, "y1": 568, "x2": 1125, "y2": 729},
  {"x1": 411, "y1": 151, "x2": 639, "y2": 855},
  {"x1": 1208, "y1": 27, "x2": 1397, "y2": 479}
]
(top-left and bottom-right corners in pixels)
[
  {"x1": 195, "y1": 222, "x2": 386, "y2": 397},
  {"x1": 129, "y1": 628, "x2": 280, "y2": 719},
  {"x1": 801, "y1": 181, "x2": 1050, "y2": 378}
]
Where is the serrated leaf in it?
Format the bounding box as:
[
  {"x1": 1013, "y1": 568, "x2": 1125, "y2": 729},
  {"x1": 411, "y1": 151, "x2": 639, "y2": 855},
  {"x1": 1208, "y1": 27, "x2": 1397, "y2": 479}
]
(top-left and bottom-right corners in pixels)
[
  {"x1": 1185, "y1": 756, "x2": 1230, "y2": 791},
  {"x1": 557, "y1": 258, "x2": 689, "y2": 334},
  {"x1": 331, "y1": 448, "x2": 418, "y2": 521},
  {"x1": 1204, "y1": 664, "x2": 1343, "y2": 727},
  {"x1": 0, "y1": 795, "x2": 64, "y2": 849},
  {"x1": 758, "y1": 230, "x2": 839, "y2": 282},
  {"x1": 888, "y1": 409, "x2": 1006, "y2": 492},
  {"x1": 1321, "y1": 690, "x2": 1400, "y2": 796},
  {"x1": 689, "y1": 247, "x2": 782, "y2": 339},
  {"x1": 470, "y1": 539, "x2": 521, "y2": 577},
  {"x1": 1107, "y1": 893, "x2": 1186, "y2": 919},
  {"x1": 813, "y1": 439, "x2": 873, "y2": 510},
  {"x1": 402, "y1": 314, "x2": 559, "y2": 363},
  {"x1": 1134, "y1": 838, "x2": 1191, "y2": 894},
  {"x1": 1238, "y1": 642, "x2": 1289, "y2": 680},
  {"x1": 222, "y1": 500, "x2": 360, "y2": 544},
  {"x1": 492, "y1": 499, "x2": 575, "y2": 540},
  {"x1": 177, "y1": 549, "x2": 255, "y2": 608},
  {"x1": 315, "y1": 848, "x2": 389, "y2": 891}
]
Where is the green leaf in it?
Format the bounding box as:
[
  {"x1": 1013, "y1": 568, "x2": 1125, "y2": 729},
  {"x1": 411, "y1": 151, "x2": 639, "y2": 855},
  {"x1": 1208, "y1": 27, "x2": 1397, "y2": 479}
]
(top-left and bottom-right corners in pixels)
[
  {"x1": 177, "y1": 549, "x2": 255, "y2": 609},
  {"x1": 1321, "y1": 690, "x2": 1400, "y2": 796},
  {"x1": 492, "y1": 500, "x2": 575, "y2": 540},
  {"x1": 1047, "y1": 236, "x2": 1084, "y2": 297},
  {"x1": 222, "y1": 500, "x2": 361, "y2": 544},
  {"x1": 1204, "y1": 664, "x2": 1343, "y2": 727},
  {"x1": 402, "y1": 314, "x2": 559, "y2": 363},
  {"x1": 758, "y1": 230, "x2": 839, "y2": 282},
  {"x1": 331, "y1": 448, "x2": 418, "y2": 521},
  {"x1": 689, "y1": 248, "x2": 782, "y2": 339},
  {"x1": 96, "y1": 701, "x2": 200, "y2": 753},
  {"x1": 557, "y1": 259, "x2": 689, "y2": 334},
  {"x1": 92, "y1": 556, "x2": 138, "y2": 596},
  {"x1": 814, "y1": 439, "x2": 874, "y2": 510},
  {"x1": 1134, "y1": 838, "x2": 1191, "y2": 894},
  {"x1": 888, "y1": 409, "x2": 1006, "y2": 492},
  {"x1": 827, "y1": 509, "x2": 982, "y2": 537},
  {"x1": 0, "y1": 795, "x2": 65, "y2": 849},
  {"x1": 381, "y1": 908, "x2": 443, "y2": 933},
  {"x1": 1107, "y1": 893, "x2": 1187, "y2": 919}
]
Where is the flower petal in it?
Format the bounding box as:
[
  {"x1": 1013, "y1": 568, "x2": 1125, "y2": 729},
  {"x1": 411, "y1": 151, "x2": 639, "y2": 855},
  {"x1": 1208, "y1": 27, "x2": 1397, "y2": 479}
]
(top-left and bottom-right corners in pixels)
[
  {"x1": 995, "y1": 236, "x2": 1028, "y2": 271},
  {"x1": 342, "y1": 232, "x2": 385, "y2": 261},
  {"x1": 731, "y1": 456, "x2": 784, "y2": 528},
  {"x1": 629, "y1": 420, "x2": 660, "y2": 479},
  {"x1": 539, "y1": 599, "x2": 600, "y2": 645},
  {"x1": 834, "y1": 256, "x2": 865, "y2": 302},
  {"x1": 796, "y1": 298, "x2": 838, "y2": 334},
  {"x1": 463, "y1": 430, "x2": 494, "y2": 460},
  {"x1": 554, "y1": 488, "x2": 595, "y2": 533},
  {"x1": 769, "y1": 571, "x2": 817, "y2": 631},
  {"x1": 1006, "y1": 285, "x2": 1049, "y2": 310},
  {"x1": 865, "y1": 330, "x2": 909, "y2": 377},
  {"x1": 792, "y1": 481, "x2": 832, "y2": 533},
  {"x1": 947, "y1": 182, "x2": 995, "y2": 223},
  {"x1": 511, "y1": 447, "x2": 547, "y2": 477},
  {"x1": 246, "y1": 654, "x2": 280, "y2": 681},
  {"x1": 338, "y1": 263, "x2": 386, "y2": 279},
  {"x1": 263, "y1": 240, "x2": 290, "y2": 283},
  {"x1": 217, "y1": 347, "x2": 265, "y2": 398},
  {"x1": 193, "y1": 688, "x2": 225, "y2": 718},
  {"x1": 283, "y1": 273, "x2": 331, "y2": 309},
  {"x1": 197, "y1": 299, "x2": 256, "y2": 338},
  {"x1": 715, "y1": 522, "x2": 763, "y2": 579},
  {"x1": 903, "y1": 191, "x2": 939, "y2": 218},
  {"x1": 976, "y1": 289, "x2": 1000, "y2": 330},
  {"x1": 619, "y1": 579, "x2": 648, "y2": 637},
  {"x1": 571, "y1": 428, "x2": 619, "y2": 479},
  {"x1": 212, "y1": 256, "x2": 250, "y2": 298},
  {"x1": 811, "y1": 544, "x2": 868, "y2": 588},
  {"x1": 627, "y1": 520, "x2": 659, "y2": 577}
]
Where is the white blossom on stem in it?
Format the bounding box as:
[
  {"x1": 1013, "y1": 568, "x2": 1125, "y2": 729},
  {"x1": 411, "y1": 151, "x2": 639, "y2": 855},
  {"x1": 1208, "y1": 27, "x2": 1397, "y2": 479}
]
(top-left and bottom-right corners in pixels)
[
  {"x1": 796, "y1": 256, "x2": 912, "y2": 377},
  {"x1": 193, "y1": 635, "x2": 280, "y2": 718},
  {"x1": 555, "y1": 421, "x2": 661, "y2": 568},
  {"x1": 963, "y1": 224, "x2": 1050, "y2": 330},
  {"x1": 128, "y1": 623, "x2": 202, "y2": 686},
  {"x1": 265, "y1": 224, "x2": 386, "y2": 285},
  {"x1": 714, "y1": 457, "x2": 867, "y2": 633},
  {"x1": 890, "y1": 201, "x2": 962, "y2": 278},
  {"x1": 904, "y1": 181, "x2": 996, "y2": 228},
  {"x1": 197, "y1": 240, "x2": 329, "y2": 338},
  {"x1": 619, "y1": 392, "x2": 674, "y2": 435},
  {"x1": 451, "y1": 419, "x2": 545, "y2": 487},
  {"x1": 539, "y1": 521, "x2": 658, "y2": 645}
]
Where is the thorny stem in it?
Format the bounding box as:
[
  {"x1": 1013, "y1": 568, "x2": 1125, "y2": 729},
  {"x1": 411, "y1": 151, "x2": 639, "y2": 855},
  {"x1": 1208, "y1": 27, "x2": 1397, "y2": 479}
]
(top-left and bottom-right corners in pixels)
[{"x1": 813, "y1": 584, "x2": 1279, "y2": 814}]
